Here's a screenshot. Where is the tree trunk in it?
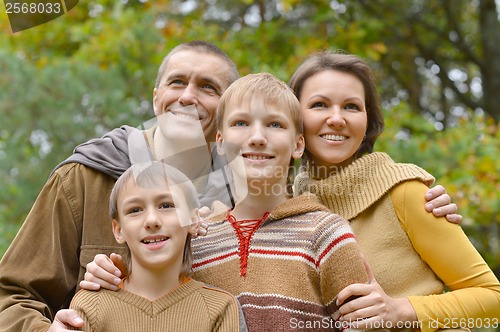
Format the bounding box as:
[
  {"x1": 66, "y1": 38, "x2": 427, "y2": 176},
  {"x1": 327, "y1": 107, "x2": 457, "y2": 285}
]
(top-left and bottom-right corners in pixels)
[{"x1": 479, "y1": 0, "x2": 500, "y2": 122}]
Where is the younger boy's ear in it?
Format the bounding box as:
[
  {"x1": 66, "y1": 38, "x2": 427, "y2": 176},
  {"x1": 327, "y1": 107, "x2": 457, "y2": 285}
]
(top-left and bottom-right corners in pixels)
[
  {"x1": 112, "y1": 219, "x2": 126, "y2": 244},
  {"x1": 216, "y1": 131, "x2": 225, "y2": 156},
  {"x1": 292, "y1": 135, "x2": 305, "y2": 159}
]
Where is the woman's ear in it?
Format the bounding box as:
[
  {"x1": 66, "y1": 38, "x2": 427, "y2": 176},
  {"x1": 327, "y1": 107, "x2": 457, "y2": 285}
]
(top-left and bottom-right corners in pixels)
[
  {"x1": 292, "y1": 135, "x2": 305, "y2": 159},
  {"x1": 216, "y1": 131, "x2": 225, "y2": 156},
  {"x1": 112, "y1": 219, "x2": 126, "y2": 244}
]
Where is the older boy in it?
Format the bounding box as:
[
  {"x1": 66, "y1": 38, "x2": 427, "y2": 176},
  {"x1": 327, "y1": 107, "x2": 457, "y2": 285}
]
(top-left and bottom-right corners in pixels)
[
  {"x1": 189, "y1": 73, "x2": 369, "y2": 331},
  {"x1": 68, "y1": 161, "x2": 247, "y2": 331}
]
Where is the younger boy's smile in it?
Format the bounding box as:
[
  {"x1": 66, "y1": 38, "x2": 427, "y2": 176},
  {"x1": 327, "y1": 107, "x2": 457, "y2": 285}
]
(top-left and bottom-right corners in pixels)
[{"x1": 141, "y1": 235, "x2": 170, "y2": 250}]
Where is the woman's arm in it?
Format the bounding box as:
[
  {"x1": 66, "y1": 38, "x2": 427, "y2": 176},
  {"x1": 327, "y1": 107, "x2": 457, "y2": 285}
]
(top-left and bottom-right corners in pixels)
[
  {"x1": 395, "y1": 180, "x2": 500, "y2": 331},
  {"x1": 336, "y1": 180, "x2": 499, "y2": 330}
]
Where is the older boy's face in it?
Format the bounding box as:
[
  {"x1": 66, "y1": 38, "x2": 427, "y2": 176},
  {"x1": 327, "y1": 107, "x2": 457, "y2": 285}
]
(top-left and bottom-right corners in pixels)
[
  {"x1": 216, "y1": 99, "x2": 304, "y2": 185},
  {"x1": 112, "y1": 178, "x2": 188, "y2": 270},
  {"x1": 153, "y1": 50, "x2": 232, "y2": 143}
]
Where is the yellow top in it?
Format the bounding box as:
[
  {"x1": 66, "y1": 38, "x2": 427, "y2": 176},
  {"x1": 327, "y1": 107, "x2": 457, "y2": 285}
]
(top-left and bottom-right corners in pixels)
[
  {"x1": 294, "y1": 152, "x2": 500, "y2": 331},
  {"x1": 395, "y1": 181, "x2": 500, "y2": 331}
]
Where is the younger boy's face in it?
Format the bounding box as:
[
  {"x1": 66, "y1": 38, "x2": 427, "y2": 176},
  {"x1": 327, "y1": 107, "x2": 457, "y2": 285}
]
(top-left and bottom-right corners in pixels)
[
  {"x1": 216, "y1": 99, "x2": 304, "y2": 186},
  {"x1": 112, "y1": 178, "x2": 189, "y2": 270}
]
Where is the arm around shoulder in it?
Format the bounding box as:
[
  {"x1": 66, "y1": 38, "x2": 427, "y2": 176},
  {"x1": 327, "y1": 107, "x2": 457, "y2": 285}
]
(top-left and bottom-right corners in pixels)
[{"x1": 391, "y1": 180, "x2": 500, "y2": 331}]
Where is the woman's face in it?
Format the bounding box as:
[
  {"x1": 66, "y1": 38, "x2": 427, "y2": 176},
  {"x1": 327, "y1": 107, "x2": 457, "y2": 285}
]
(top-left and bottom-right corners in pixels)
[{"x1": 300, "y1": 70, "x2": 368, "y2": 172}]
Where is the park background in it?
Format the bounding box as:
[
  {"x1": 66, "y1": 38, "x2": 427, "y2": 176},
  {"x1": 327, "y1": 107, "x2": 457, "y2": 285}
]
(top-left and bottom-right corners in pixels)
[{"x1": 0, "y1": 0, "x2": 499, "y2": 308}]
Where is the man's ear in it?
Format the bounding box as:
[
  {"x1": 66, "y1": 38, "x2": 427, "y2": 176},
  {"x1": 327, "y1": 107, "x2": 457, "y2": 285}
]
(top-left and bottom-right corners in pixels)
[
  {"x1": 292, "y1": 135, "x2": 305, "y2": 159},
  {"x1": 153, "y1": 88, "x2": 159, "y2": 116},
  {"x1": 216, "y1": 131, "x2": 225, "y2": 156},
  {"x1": 112, "y1": 219, "x2": 126, "y2": 244}
]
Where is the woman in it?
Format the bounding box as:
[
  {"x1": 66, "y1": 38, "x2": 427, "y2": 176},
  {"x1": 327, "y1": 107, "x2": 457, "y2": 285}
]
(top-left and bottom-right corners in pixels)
[{"x1": 289, "y1": 51, "x2": 500, "y2": 331}]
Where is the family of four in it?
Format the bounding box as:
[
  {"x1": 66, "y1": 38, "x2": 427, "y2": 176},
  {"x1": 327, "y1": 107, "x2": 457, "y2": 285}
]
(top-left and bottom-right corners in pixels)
[{"x1": 0, "y1": 41, "x2": 498, "y2": 332}]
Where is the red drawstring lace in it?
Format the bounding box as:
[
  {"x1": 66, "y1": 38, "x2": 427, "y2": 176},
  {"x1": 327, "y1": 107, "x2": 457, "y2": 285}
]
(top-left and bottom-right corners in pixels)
[{"x1": 227, "y1": 211, "x2": 270, "y2": 277}]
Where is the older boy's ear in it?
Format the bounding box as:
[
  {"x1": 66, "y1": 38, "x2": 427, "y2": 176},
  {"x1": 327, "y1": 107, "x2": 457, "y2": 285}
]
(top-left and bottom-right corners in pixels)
[
  {"x1": 216, "y1": 131, "x2": 225, "y2": 155},
  {"x1": 292, "y1": 135, "x2": 305, "y2": 159},
  {"x1": 112, "y1": 219, "x2": 126, "y2": 244}
]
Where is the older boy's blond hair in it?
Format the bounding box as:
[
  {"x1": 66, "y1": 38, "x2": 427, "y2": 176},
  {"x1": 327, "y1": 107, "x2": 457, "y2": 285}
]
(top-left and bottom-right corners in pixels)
[{"x1": 216, "y1": 73, "x2": 303, "y2": 135}]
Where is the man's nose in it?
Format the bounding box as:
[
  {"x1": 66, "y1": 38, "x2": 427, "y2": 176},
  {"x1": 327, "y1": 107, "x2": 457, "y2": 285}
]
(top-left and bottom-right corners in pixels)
[{"x1": 179, "y1": 83, "x2": 198, "y2": 106}]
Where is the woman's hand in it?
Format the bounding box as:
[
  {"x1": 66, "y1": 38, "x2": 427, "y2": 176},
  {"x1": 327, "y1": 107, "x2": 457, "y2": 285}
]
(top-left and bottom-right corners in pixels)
[
  {"x1": 79, "y1": 253, "x2": 126, "y2": 291},
  {"x1": 336, "y1": 280, "x2": 417, "y2": 329},
  {"x1": 425, "y1": 185, "x2": 462, "y2": 224},
  {"x1": 48, "y1": 309, "x2": 84, "y2": 331}
]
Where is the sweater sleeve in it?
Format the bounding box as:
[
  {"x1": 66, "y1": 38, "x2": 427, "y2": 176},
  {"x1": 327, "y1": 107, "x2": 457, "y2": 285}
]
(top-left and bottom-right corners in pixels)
[
  {"x1": 391, "y1": 180, "x2": 500, "y2": 332},
  {"x1": 213, "y1": 291, "x2": 248, "y2": 332},
  {"x1": 316, "y1": 213, "x2": 369, "y2": 316},
  {"x1": 0, "y1": 165, "x2": 82, "y2": 332}
]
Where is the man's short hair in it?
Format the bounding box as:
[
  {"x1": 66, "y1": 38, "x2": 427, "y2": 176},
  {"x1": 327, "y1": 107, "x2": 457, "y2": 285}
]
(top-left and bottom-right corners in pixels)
[{"x1": 155, "y1": 41, "x2": 239, "y2": 89}]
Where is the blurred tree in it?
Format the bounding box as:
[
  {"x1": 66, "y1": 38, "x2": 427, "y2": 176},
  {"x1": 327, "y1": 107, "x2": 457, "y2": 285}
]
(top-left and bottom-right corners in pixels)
[{"x1": 352, "y1": 0, "x2": 500, "y2": 126}]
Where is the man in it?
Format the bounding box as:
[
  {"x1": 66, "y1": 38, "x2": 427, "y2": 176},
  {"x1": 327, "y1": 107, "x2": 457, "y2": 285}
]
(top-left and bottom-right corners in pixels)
[
  {"x1": 0, "y1": 41, "x2": 458, "y2": 332},
  {"x1": 0, "y1": 41, "x2": 239, "y2": 332}
]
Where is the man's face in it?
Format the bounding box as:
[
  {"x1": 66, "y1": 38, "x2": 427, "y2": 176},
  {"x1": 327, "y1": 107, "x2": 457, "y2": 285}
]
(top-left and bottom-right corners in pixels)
[{"x1": 153, "y1": 50, "x2": 232, "y2": 142}]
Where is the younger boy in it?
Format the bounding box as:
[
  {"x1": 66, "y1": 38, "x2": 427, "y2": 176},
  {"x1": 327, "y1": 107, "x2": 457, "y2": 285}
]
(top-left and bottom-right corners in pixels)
[
  {"x1": 190, "y1": 73, "x2": 369, "y2": 331},
  {"x1": 68, "y1": 161, "x2": 247, "y2": 331}
]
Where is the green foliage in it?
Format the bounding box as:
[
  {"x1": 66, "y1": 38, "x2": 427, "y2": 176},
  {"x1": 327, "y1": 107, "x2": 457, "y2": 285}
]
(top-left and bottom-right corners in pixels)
[{"x1": 0, "y1": 53, "x2": 147, "y2": 255}]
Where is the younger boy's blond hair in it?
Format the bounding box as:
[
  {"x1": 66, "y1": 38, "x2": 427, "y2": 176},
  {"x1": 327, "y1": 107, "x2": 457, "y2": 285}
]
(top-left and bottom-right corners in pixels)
[{"x1": 216, "y1": 73, "x2": 303, "y2": 135}]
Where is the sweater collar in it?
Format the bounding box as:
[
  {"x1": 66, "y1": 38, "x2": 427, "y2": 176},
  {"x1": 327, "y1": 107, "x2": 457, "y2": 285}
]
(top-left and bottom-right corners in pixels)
[
  {"x1": 208, "y1": 193, "x2": 329, "y2": 223},
  {"x1": 294, "y1": 152, "x2": 435, "y2": 220}
]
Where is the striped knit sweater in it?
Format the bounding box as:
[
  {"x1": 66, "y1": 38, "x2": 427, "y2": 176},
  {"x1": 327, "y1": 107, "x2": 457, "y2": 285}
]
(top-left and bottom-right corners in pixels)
[
  {"x1": 70, "y1": 278, "x2": 247, "y2": 331},
  {"x1": 191, "y1": 193, "x2": 369, "y2": 332}
]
